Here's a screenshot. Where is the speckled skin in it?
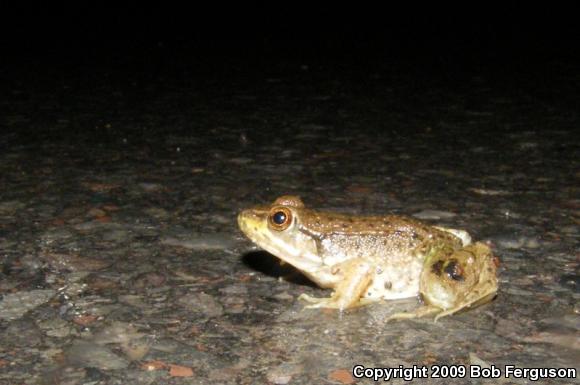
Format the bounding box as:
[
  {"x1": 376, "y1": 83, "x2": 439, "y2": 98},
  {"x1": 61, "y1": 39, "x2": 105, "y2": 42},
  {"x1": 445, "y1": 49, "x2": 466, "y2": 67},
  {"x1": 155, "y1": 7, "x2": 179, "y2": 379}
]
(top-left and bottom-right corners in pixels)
[{"x1": 238, "y1": 195, "x2": 498, "y2": 318}]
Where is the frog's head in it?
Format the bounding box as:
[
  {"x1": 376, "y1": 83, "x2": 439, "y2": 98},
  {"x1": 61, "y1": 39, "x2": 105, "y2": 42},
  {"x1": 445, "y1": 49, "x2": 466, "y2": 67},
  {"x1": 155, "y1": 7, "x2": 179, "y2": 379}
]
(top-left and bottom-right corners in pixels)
[
  {"x1": 420, "y1": 242, "x2": 499, "y2": 317},
  {"x1": 238, "y1": 196, "x2": 328, "y2": 281}
]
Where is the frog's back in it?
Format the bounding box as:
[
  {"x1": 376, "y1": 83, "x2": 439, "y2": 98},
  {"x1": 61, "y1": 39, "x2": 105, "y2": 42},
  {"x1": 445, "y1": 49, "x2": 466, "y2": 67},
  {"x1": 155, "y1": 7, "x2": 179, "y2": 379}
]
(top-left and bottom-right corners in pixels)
[{"x1": 299, "y1": 210, "x2": 460, "y2": 243}]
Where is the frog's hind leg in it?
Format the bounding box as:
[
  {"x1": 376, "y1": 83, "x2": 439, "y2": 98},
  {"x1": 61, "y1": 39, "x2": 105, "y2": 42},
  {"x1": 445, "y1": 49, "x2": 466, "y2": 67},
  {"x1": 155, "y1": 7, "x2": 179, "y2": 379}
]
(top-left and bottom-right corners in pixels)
[
  {"x1": 432, "y1": 287, "x2": 498, "y2": 321},
  {"x1": 299, "y1": 259, "x2": 374, "y2": 311}
]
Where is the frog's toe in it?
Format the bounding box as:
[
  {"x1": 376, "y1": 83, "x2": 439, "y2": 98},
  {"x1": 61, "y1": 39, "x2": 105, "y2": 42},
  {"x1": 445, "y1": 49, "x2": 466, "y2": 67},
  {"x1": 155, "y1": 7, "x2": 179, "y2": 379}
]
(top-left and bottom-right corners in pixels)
[
  {"x1": 303, "y1": 302, "x2": 331, "y2": 309},
  {"x1": 386, "y1": 306, "x2": 441, "y2": 322},
  {"x1": 298, "y1": 293, "x2": 343, "y2": 309},
  {"x1": 433, "y1": 306, "x2": 466, "y2": 321},
  {"x1": 299, "y1": 293, "x2": 332, "y2": 307},
  {"x1": 298, "y1": 293, "x2": 323, "y2": 303},
  {"x1": 386, "y1": 312, "x2": 419, "y2": 322}
]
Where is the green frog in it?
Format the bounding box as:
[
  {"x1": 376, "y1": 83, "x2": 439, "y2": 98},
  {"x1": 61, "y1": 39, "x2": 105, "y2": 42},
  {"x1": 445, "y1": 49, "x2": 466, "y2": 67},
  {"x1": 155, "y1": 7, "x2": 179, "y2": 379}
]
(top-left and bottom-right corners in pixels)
[{"x1": 238, "y1": 195, "x2": 498, "y2": 321}]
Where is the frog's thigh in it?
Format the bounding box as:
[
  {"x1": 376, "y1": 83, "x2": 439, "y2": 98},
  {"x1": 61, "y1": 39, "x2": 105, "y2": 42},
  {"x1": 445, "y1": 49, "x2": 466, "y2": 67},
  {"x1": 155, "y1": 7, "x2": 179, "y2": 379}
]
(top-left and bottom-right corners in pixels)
[{"x1": 300, "y1": 259, "x2": 374, "y2": 311}]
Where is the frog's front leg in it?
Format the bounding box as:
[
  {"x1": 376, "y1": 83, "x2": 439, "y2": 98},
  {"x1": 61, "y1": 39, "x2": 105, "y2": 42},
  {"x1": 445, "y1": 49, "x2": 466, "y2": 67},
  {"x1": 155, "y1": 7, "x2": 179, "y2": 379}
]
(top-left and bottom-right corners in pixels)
[{"x1": 299, "y1": 259, "x2": 374, "y2": 311}]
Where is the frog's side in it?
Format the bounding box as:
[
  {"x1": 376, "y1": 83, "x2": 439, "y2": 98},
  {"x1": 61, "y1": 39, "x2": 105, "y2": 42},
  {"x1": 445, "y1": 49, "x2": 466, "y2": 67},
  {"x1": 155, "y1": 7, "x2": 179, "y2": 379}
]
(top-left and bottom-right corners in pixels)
[{"x1": 238, "y1": 195, "x2": 498, "y2": 320}]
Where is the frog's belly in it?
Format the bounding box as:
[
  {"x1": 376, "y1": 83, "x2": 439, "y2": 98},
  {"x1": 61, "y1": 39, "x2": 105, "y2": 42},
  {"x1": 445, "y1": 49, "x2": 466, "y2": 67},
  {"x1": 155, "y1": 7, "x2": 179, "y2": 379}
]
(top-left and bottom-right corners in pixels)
[{"x1": 363, "y1": 257, "x2": 423, "y2": 300}]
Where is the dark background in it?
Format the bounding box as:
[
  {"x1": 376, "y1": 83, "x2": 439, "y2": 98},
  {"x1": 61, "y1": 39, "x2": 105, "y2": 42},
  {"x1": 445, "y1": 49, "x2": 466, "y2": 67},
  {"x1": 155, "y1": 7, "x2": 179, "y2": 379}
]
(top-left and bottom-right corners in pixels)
[
  {"x1": 2, "y1": 4, "x2": 578, "y2": 143},
  {"x1": 4, "y1": 5, "x2": 578, "y2": 66}
]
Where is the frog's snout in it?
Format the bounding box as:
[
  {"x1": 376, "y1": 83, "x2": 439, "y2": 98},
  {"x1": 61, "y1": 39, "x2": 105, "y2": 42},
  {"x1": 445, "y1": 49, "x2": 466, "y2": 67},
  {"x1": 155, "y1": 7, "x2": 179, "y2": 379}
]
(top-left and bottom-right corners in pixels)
[
  {"x1": 237, "y1": 209, "x2": 264, "y2": 233},
  {"x1": 237, "y1": 210, "x2": 251, "y2": 231}
]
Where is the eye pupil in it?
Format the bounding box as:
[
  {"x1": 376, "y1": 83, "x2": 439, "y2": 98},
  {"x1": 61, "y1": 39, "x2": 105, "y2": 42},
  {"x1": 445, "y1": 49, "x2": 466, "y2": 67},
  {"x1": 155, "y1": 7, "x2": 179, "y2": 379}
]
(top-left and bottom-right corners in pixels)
[{"x1": 273, "y1": 211, "x2": 286, "y2": 225}]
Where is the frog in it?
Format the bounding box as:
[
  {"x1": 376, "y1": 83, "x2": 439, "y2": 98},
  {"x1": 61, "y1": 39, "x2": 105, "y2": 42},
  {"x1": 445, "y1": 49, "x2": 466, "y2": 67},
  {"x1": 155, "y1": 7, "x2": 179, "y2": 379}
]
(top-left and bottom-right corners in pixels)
[{"x1": 237, "y1": 195, "x2": 498, "y2": 321}]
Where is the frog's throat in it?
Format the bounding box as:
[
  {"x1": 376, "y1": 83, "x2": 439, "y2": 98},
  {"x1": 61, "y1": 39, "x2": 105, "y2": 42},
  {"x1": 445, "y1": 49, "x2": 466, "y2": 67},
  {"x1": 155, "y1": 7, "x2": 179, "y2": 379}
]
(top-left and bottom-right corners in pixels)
[{"x1": 255, "y1": 230, "x2": 323, "y2": 272}]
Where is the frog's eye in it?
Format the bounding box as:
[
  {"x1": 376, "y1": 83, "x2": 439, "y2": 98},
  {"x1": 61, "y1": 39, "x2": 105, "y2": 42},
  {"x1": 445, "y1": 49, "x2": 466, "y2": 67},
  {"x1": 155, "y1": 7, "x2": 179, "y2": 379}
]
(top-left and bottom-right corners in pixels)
[{"x1": 268, "y1": 207, "x2": 292, "y2": 231}]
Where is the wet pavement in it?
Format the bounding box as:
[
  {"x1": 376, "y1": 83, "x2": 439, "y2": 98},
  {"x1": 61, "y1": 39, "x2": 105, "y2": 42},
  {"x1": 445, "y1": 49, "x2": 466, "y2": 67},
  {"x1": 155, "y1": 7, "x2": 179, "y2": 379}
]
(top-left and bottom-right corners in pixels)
[{"x1": 0, "y1": 39, "x2": 579, "y2": 384}]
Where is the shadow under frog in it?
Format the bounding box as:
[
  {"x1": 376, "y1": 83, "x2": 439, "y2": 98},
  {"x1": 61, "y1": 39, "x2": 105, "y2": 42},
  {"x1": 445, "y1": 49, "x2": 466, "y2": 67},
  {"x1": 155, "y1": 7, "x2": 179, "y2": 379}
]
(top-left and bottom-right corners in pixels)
[{"x1": 241, "y1": 250, "x2": 318, "y2": 288}]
